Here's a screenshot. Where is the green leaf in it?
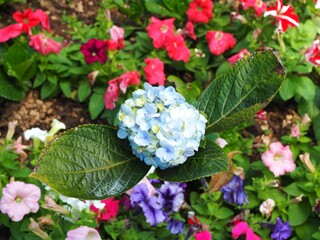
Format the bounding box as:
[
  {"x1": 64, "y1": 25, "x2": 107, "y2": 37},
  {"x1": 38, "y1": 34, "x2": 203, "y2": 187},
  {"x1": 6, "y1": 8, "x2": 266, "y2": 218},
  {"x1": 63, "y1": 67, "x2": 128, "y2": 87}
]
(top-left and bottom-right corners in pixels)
[
  {"x1": 295, "y1": 219, "x2": 319, "y2": 239},
  {"x1": 284, "y1": 182, "x2": 304, "y2": 197},
  {"x1": 33, "y1": 72, "x2": 47, "y2": 88},
  {"x1": 288, "y1": 199, "x2": 311, "y2": 226},
  {"x1": 0, "y1": 71, "x2": 25, "y2": 101},
  {"x1": 59, "y1": 81, "x2": 72, "y2": 98},
  {"x1": 314, "y1": 114, "x2": 320, "y2": 143},
  {"x1": 40, "y1": 81, "x2": 58, "y2": 99},
  {"x1": 156, "y1": 141, "x2": 228, "y2": 182},
  {"x1": 144, "y1": 0, "x2": 182, "y2": 19},
  {"x1": 295, "y1": 76, "x2": 316, "y2": 101},
  {"x1": 78, "y1": 79, "x2": 91, "y2": 102},
  {"x1": 89, "y1": 92, "x2": 105, "y2": 119},
  {"x1": 279, "y1": 75, "x2": 300, "y2": 101},
  {"x1": 31, "y1": 124, "x2": 150, "y2": 199},
  {"x1": 196, "y1": 49, "x2": 285, "y2": 133}
]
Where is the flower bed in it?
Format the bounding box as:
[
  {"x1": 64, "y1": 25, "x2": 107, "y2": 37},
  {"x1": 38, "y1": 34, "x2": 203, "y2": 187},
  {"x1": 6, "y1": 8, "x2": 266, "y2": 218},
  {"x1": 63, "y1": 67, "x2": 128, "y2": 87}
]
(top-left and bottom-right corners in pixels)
[{"x1": 0, "y1": 0, "x2": 320, "y2": 239}]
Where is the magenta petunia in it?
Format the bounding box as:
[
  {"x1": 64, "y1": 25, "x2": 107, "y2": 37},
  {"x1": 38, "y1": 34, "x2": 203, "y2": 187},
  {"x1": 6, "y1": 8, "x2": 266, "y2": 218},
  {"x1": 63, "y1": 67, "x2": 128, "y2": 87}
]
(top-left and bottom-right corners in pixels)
[
  {"x1": 206, "y1": 30, "x2": 236, "y2": 55},
  {"x1": 143, "y1": 58, "x2": 166, "y2": 86},
  {"x1": 0, "y1": 181, "x2": 41, "y2": 222},
  {"x1": 232, "y1": 221, "x2": 262, "y2": 240},
  {"x1": 195, "y1": 230, "x2": 212, "y2": 240},
  {"x1": 80, "y1": 39, "x2": 108, "y2": 64}
]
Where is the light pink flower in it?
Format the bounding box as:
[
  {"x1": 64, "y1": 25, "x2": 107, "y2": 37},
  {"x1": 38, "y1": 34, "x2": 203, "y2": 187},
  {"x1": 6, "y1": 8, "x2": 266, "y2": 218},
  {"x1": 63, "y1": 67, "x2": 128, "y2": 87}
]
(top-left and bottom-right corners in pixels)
[
  {"x1": 241, "y1": 0, "x2": 266, "y2": 16},
  {"x1": 104, "y1": 79, "x2": 120, "y2": 110},
  {"x1": 290, "y1": 125, "x2": 300, "y2": 138},
  {"x1": 143, "y1": 58, "x2": 166, "y2": 86},
  {"x1": 215, "y1": 137, "x2": 228, "y2": 148},
  {"x1": 232, "y1": 221, "x2": 262, "y2": 240},
  {"x1": 0, "y1": 181, "x2": 41, "y2": 222},
  {"x1": 261, "y1": 142, "x2": 296, "y2": 177},
  {"x1": 263, "y1": 0, "x2": 299, "y2": 32},
  {"x1": 109, "y1": 25, "x2": 125, "y2": 49},
  {"x1": 66, "y1": 226, "x2": 101, "y2": 240},
  {"x1": 206, "y1": 31, "x2": 236, "y2": 55},
  {"x1": 228, "y1": 48, "x2": 250, "y2": 65},
  {"x1": 165, "y1": 34, "x2": 190, "y2": 62},
  {"x1": 146, "y1": 17, "x2": 175, "y2": 49},
  {"x1": 195, "y1": 230, "x2": 212, "y2": 240},
  {"x1": 29, "y1": 33, "x2": 62, "y2": 55}
]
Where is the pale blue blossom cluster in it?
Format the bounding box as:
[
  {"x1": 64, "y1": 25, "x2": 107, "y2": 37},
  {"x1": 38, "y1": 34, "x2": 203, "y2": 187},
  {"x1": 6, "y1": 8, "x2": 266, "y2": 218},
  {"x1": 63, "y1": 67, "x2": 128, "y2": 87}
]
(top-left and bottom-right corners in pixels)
[{"x1": 117, "y1": 83, "x2": 207, "y2": 169}]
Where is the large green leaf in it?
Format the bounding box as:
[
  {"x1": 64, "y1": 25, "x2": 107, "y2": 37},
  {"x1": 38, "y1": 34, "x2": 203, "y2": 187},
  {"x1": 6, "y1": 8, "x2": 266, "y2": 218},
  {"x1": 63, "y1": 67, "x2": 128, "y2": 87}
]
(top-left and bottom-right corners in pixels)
[
  {"x1": 0, "y1": 70, "x2": 25, "y2": 101},
  {"x1": 196, "y1": 49, "x2": 285, "y2": 133},
  {"x1": 156, "y1": 141, "x2": 228, "y2": 182},
  {"x1": 31, "y1": 124, "x2": 150, "y2": 199}
]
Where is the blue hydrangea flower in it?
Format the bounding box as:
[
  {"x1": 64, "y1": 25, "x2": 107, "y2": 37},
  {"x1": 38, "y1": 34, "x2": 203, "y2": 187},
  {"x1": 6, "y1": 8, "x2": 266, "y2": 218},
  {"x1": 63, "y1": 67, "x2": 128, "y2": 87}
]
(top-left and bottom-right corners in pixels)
[
  {"x1": 220, "y1": 175, "x2": 249, "y2": 205},
  {"x1": 130, "y1": 183, "x2": 166, "y2": 226},
  {"x1": 167, "y1": 218, "x2": 185, "y2": 235},
  {"x1": 270, "y1": 218, "x2": 292, "y2": 240},
  {"x1": 117, "y1": 83, "x2": 207, "y2": 169}
]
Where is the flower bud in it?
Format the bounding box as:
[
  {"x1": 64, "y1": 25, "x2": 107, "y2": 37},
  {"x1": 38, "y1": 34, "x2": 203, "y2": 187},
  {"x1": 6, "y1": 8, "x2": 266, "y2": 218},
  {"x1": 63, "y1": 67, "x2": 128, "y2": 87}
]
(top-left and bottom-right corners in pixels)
[
  {"x1": 42, "y1": 195, "x2": 70, "y2": 215},
  {"x1": 29, "y1": 218, "x2": 49, "y2": 240},
  {"x1": 299, "y1": 153, "x2": 315, "y2": 173},
  {"x1": 259, "y1": 198, "x2": 275, "y2": 218},
  {"x1": 6, "y1": 121, "x2": 18, "y2": 141}
]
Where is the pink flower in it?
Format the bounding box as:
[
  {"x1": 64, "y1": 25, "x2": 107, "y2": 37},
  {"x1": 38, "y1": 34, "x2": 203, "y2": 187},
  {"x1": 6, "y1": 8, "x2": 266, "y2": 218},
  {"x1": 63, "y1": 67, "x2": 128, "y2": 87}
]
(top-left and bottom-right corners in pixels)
[
  {"x1": 165, "y1": 34, "x2": 190, "y2": 62},
  {"x1": 143, "y1": 58, "x2": 166, "y2": 85},
  {"x1": 109, "y1": 25, "x2": 125, "y2": 49},
  {"x1": 0, "y1": 181, "x2": 41, "y2": 222},
  {"x1": 183, "y1": 21, "x2": 197, "y2": 40},
  {"x1": 290, "y1": 125, "x2": 300, "y2": 138},
  {"x1": 186, "y1": 0, "x2": 214, "y2": 24},
  {"x1": 228, "y1": 48, "x2": 250, "y2": 64},
  {"x1": 263, "y1": 0, "x2": 299, "y2": 32},
  {"x1": 66, "y1": 226, "x2": 101, "y2": 240},
  {"x1": 0, "y1": 23, "x2": 23, "y2": 43},
  {"x1": 118, "y1": 70, "x2": 140, "y2": 93},
  {"x1": 255, "y1": 109, "x2": 267, "y2": 121},
  {"x1": 104, "y1": 79, "x2": 120, "y2": 110},
  {"x1": 232, "y1": 221, "x2": 262, "y2": 240},
  {"x1": 195, "y1": 230, "x2": 212, "y2": 240},
  {"x1": 90, "y1": 197, "x2": 120, "y2": 222},
  {"x1": 215, "y1": 137, "x2": 228, "y2": 148},
  {"x1": 261, "y1": 142, "x2": 296, "y2": 177},
  {"x1": 12, "y1": 8, "x2": 41, "y2": 35},
  {"x1": 305, "y1": 40, "x2": 320, "y2": 67},
  {"x1": 33, "y1": 9, "x2": 51, "y2": 32},
  {"x1": 206, "y1": 31, "x2": 236, "y2": 55},
  {"x1": 241, "y1": 0, "x2": 266, "y2": 16},
  {"x1": 146, "y1": 17, "x2": 175, "y2": 49},
  {"x1": 29, "y1": 33, "x2": 62, "y2": 55},
  {"x1": 80, "y1": 39, "x2": 108, "y2": 64}
]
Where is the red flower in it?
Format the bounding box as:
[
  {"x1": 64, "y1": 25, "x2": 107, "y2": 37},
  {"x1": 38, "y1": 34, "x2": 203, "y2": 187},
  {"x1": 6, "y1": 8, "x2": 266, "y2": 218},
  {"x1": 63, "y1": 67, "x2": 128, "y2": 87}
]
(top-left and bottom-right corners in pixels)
[
  {"x1": 165, "y1": 34, "x2": 190, "y2": 62},
  {"x1": 305, "y1": 40, "x2": 320, "y2": 67},
  {"x1": 33, "y1": 9, "x2": 51, "y2": 32},
  {"x1": 104, "y1": 79, "x2": 120, "y2": 110},
  {"x1": 118, "y1": 70, "x2": 140, "y2": 93},
  {"x1": 186, "y1": 0, "x2": 214, "y2": 24},
  {"x1": 12, "y1": 8, "x2": 41, "y2": 35},
  {"x1": 143, "y1": 58, "x2": 166, "y2": 86},
  {"x1": 90, "y1": 197, "x2": 120, "y2": 222},
  {"x1": 206, "y1": 31, "x2": 236, "y2": 55},
  {"x1": 0, "y1": 24, "x2": 23, "y2": 43},
  {"x1": 29, "y1": 33, "x2": 62, "y2": 55},
  {"x1": 241, "y1": 0, "x2": 266, "y2": 16},
  {"x1": 183, "y1": 22, "x2": 197, "y2": 40},
  {"x1": 264, "y1": 0, "x2": 299, "y2": 32},
  {"x1": 228, "y1": 48, "x2": 250, "y2": 64},
  {"x1": 146, "y1": 17, "x2": 175, "y2": 49},
  {"x1": 80, "y1": 39, "x2": 108, "y2": 64},
  {"x1": 108, "y1": 25, "x2": 125, "y2": 49}
]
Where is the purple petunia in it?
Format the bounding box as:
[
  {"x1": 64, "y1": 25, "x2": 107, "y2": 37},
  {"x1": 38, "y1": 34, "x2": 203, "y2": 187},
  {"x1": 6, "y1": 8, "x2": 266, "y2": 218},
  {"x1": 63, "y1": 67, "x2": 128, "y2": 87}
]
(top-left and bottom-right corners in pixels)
[
  {"x1": 130, "y1": 183, "x2": 166, "y2": 226},
  {"x1": 270, "y1": 218, "x2": 292, "y2": 240},
  {"x1": 80, "y1": 38, "x2": 108, "y2": 64},
  {"x1": 220, "y1": 175, "x2": 249, "y2": 205},
  {"x1": 158, "y1": 182, "x2": 185, "y2": 213},
  {"x1": 167, "y1": 218, "x2": 185, "y2": 235}
]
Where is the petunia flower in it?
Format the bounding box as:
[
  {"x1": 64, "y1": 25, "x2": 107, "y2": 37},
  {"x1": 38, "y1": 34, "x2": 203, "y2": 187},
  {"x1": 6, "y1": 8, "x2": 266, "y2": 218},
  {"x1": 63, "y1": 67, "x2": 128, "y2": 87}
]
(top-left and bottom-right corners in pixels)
[
  {"x1": 241, "y1": 0, "x2": 266, "y2": 16},
  {"x1": 167, "y1": 218, "x2": 185, "y2": 235},
  {"x1": 109, "y1": 25, "x2": 125, "y2": 49},
  {"x1": 90, "y1": 197, "x2": 120, "y2": 222},
  {"x1": 29, "y1": 218, "x2": 49, "y2": 240},
  {"x1": 33, "y1": 9, "x2": 51, "y2": 32},
  {"x1": 270, "y1": 218, "x2": 292, "y2": 240},
  {"x1": 228, "y1": 48, "x2": 250, "y2": 65},
  {"x1": 12, "y1": 8, "x2": 41, "y2": 35},
  {"x1": 24, "y1": 127, "x2": 48, "y2": 142},
  {"x1": 80, "y1": 39, "x2": 108, "y2": 64},
  {"x1": 29, "y1": 33, "x2": 62, "y2": 55},
  {"x1": 206, "y1": 30, "x2": 236, "y2": 55},
  {"x1": 305, "y1": 40, "x2": 320, "y2": 67},
  {"x1": 195, "y1": 230, "x2": 212, "y2": 240},
  {"x1": 66, "y1": 226, "x2": 101, "y2": 240},
  {"x1": 0, "y1": 181, "x2": 41, "y2": 222},
  {"x1": 316, "y1": 0, "x2": 320, "y2": 9},
  {"x1": 290, "y1": 125, "x2": 300, "y2": 138},
  {"x1": 183, "y1": 21, "x2": 197, "y2": 40},
  {"x1": 186, "y1": 0, "x2": 214, "y2": 24},
  {"x1": 259, "y1": 198, "x2": 275, "y2": 218},
  {"x1": 232, "y1": 221, "x2": 262, "y2": 240},
  {"x1": 143, "y1": 58, "x2": 166, "y2": 86},
  {"x1": 146, "y1": 17, "x2": 175, "y2": 49},
  {"x1": 165, "y1": 34, "x2": 190, "y2": 62},
  {"x1": 157, "y1": 182, "x2": 185, "y2": 213},
  {"x1": 261, "y1": 142, "x2": 296, "y2": 177},
  {"x1": 118, "y1": 70, "x2": 140, "y2": 93},
  {"x1": 104, "y1": 79, "x2": 120, "y2": 110},
  {"x1": 215, "y1": 137, "x2": 228, "y2": 148},
  {"x1": 0, "y1": 23, "x2": 23, "y2": 43},
  {"x1": 264, "y1": 0, "x2": 299, "y2": 32},
  {"x1": 220, "y1": 175, "x2": 248, "y2": 205}
]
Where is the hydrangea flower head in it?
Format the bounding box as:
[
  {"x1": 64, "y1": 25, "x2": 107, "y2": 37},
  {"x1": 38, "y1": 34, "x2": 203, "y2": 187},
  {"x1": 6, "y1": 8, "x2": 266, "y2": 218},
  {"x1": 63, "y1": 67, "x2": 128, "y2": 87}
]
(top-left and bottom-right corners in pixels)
[
  {"x1": 0, "y1": 181, "x2": 41, "y2": 222},
  {"x1": 117, "y1": 83, "x2": 207, "y2": 169},
  {"x1": 261, "y1": 142, "x2": 295, "y2": 177}
]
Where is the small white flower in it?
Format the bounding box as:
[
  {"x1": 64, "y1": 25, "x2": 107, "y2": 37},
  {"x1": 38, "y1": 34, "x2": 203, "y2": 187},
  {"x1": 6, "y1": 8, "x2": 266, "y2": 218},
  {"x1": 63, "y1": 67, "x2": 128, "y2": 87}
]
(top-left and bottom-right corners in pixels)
[
  {"x1": 259, "y1": 198, "x2": 275, "y2": 218},
  {"x1": 48, "y1": 119, "x2": 66, "y2": 136},
  {"x1": 24, "y1": 128, "x2": 48, "y2": 142}
]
